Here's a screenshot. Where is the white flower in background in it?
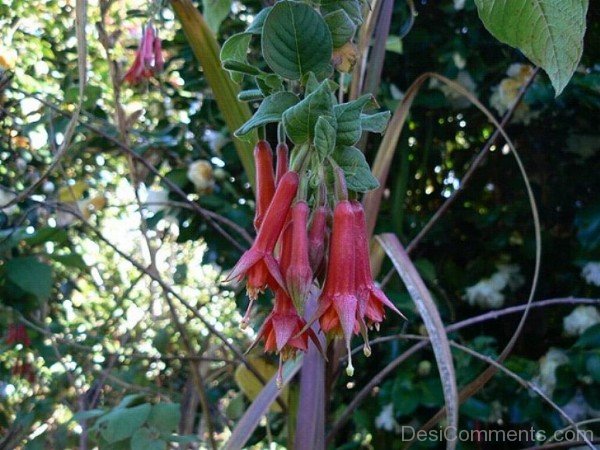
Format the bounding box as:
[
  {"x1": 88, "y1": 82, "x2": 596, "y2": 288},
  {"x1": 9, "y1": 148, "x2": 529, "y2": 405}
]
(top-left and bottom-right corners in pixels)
[
  {"x1": 464, "y1": 264, "x2": 524, "y2": 309},
  {"x1": 533, "y1": 348, "x2": 569, "y2": 396},
  {"x1": 390, "y1": 83, "x2": 404, "y2": 100},
  {"x1": 582, "y1": 262, "x2": 600, "y2": 287},
  {"x1": 563, "y1": 306, "x2": 600, "y2": 337},
  {"x1": 187, "y1": 160, "x2": 215, "y2": 193},
  {"x1": 375, "y1": 403, "x2": 397, "y2": 432},
  {"x1": 0, "y1": 188, "x2": 18, "y2": 215},
  {"x1": 144, "y1": 189, "x2": 169, "y2": 214},
  {"x1": 453, "y1": 52, "x2": 466, "y2": 69},
  {"x1": 42, "y1": 180, "x2": 55, "y2": 194},
  {"x1": 431, "y1": 71, "x2": 477, "y2": 109},
  {"x1": 490, "y1": 63, "x2": 539, "y2": 124},
  {"x1": 453, "y1": 0, "x2": 466, "y2": 10},
  {"x1": 202, "y1": 129, "x2": 228, "y2": 152}
]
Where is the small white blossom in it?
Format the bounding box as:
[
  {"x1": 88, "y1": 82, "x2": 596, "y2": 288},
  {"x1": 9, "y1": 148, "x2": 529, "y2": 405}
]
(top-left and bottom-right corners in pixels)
[
  {"x1": 375, "y1": 403, "x2": 397, "y2": 432},
  {"x1": 431, "y1": 71, "x2": 477, "y2": 109},
  {"x1": 563, "y1": 306, "x2": 600, "y2": 337},
  {"x1": 464, "y1": 264, "x2": 524, "y2": 309},
  {"x1": 187, "y1": 160, "x2": 215, "y2": 193},
  {"x1": 202, "y1": 129, "x2": 228, "y2": 152},
  {"x1": 144, "y1": 189, "x2": 170, "y2": 214},
  {"x1": 532, "y1": 348, "x2": 569, "y2": 396},
  {"x1": 453, "y1": 0, "x2": 466, "y2": 10},
  {"x1": 42, "y1": 180, "x2": 55, "y2": 194},
  {"x1": 0, "y1": 188, "x2": 18, "y2": 215},
  {"x1": 490, "y1": 64, "x2": 539, "y2": 124},
  {"x1": 582, "y1": 262, "x2": 600, "y2": 287}
]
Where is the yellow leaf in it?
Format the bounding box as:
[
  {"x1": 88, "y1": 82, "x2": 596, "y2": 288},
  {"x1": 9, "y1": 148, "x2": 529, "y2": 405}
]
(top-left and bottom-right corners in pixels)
[
  {"x1": 58, "y1": 181, "x2": 88, "y2": 202},
  {"x1": 234, "y1": 356, "x2": 287, "y2": 413}
]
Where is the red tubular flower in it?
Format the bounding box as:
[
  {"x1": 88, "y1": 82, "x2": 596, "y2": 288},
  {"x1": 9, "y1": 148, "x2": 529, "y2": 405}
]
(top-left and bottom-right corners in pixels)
[
  {"x1": 351, "y1": 201, "x2": 405, "y2": 334},
  {"x1": 253, "y1": 140, "x2": 276, "y2": 231},
  {"x1": 284, "y1": 201, "x2": 313, "y2": 313},
  {"x1": 5, "y1": 323, "x2": 30, "y2": 347},
  {"x1": 251, "y1": 291, "x2": 321, "y2": 386},
  {"x1": 275, "y1": 142, "x2": 289, "y2": 186},
  {"x1": 316, "y1": 200, "x2": 360, "y2": 376},
  {"x1": 226, "y1": 171, "x2": 299, "y2": 325},
  {"x1": 124, "y1": 23, "x2": 164, "y2": 84},
  {"x1": 308, "y1": 205, "x2": 328, "y2": 274}
]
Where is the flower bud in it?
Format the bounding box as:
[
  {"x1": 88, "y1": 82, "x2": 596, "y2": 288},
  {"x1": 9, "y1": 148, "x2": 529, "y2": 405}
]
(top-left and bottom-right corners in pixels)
[
  {"x1": 253, "y1": 140, "x2": 275, "y2": 231},
  {"x1": 284, "y1": 201, "x2": 313, "y2": 313}
]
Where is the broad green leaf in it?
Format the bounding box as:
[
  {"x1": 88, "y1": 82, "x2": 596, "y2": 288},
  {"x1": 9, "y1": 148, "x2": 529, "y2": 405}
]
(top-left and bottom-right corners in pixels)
[
  {"x1": 314, "y1": 116, "x2": 337, "y2": 160},
  {"x1": 49, "y1": 254, "x2": 87, "y2": 271},
  {"x1": 320, "y1": 0, "x2": 363, "y2": 26},
  {"x1": 282, "y1": 81, "x2": 333, "y2": 144},
  {"x1": 131, "y1": 427, "x2": 167, "y2": 450},
  {"x1": 96, "y1": 404, "x2": 151, "y2": 443},
  {"x1": 333, "y1": 146, "x2": 380, "y2": 192},
  {"x1": 334, "y1": 94, "x2": 377, "y2": 146},
  {"x1": 474, "y1": 0, "x2": 589, "y2": 96},
  {"x1": 220, "y1": 33, "x2": 252, "y2": 83},
  {"x1": 262, "y1": 1, "x2": 333, "y2": 80},
  {"x1": 324, "y1": 10, "x2": 356, "y2": 48},
  {"x1": 574, "y1": 324, "x2": 600, "y2": 349},
  {"x1": 72, "y1": 409, "x2": 105, "y2": 422},
  {"x1": 202, "y1": 0, "x2": 232, "y2": 34},
  {"x1": 235, "y1": 92, "x2": 299, "y2": 136},
  {"x1": 147, "y1": 404, "x2": 180, "y2": 433},
  {"x1": 246, "y1": 7, "x2": 272, "y2": 34},
  {"x1": 5, "y1": 257, "x2": 53, "y2": 301},
  {"x1": 360, "y1": 111, "x2": 391, "y2": 133}
]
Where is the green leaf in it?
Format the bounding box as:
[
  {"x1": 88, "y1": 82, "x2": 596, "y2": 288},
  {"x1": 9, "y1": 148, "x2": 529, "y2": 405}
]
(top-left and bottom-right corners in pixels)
[
  {"x1": 131, "y1": 427, "x2": 167, "y2": 450},
  {"x1": 5, "y1": 257, "x2": 53, "y2": 301},
  {"x1": 314, "y1": 116, "x2": 337, "y2": 160},
  {"x1": 262, "y1": 1, "x2": 333, "y2": 80},
  {"x1": 147, "y1": 404, "x2": 180, "y2": 433},
  {"x1": 235, "y1": 92, "x2": 299, "y2": 136},
  {"x1": 96, "y1": 404, "x2": 151, "y2": 443},
  {"x1": 574, "y1": 324, "x2": 600, "y2": 349},
  {"x1": 220, "y1": 33, "x2": 252, "y2": 83},
  {"x1": 50, "y1": 254, "x2": 87, "y2": 271},
  {"x1": 360, "y1": 111, "x2": 391, "y2": 133},
  {"x1": 586, "y1": 353, "x2": 600, "y2": 382},
  {"x1": 320, "y1": 0, "x2": 363, "y2": 26},
  {"x1": 282, "y1": 81, "x2": 333, "y2": 144},
  {"x1": 334, "y1": 94, "x2": 377, "y2": 146},
  {"x1": 474, "y1": 0, "x2": 589, "y2": 96},
  {"x1": 324, "y1": 10, "x2": 356, "y2": 48},
  {"x1": 202, "y1": 0, "x2": 232, "y2": 34},
  {"x1": 72, "y1": 409, "x2": 105, "y2": 422},
  {"x1": 246, "y1": 7, "x2": 272, "y2": 34},
  {"x1": 333, "y1": 146, "x2": 380, "y2": 192}
]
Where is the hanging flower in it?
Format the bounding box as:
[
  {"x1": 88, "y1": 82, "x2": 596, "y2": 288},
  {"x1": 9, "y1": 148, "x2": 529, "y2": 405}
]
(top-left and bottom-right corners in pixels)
[
  {"x1": 308, "y1": 204, "x2": 329, "y2": 274},
  {"x1": 316, "y1": 200, "x2": 360, "y2": 376},
  {"x1": 5, "y1": 323, "x2": 31, "y2": 347},
  {"x1": 275, "y1": 142, "x2": 289, "y2": 186},
  {"x1": 124, "y1": 22, "x2": 164, "y2": 84},
  {"x1": 283, "y1": 201, "x2": 313, "y2": 313},
  {"x1": 253, "y1": 140, "x2": 276, "y2": 231},
  {"x1": 226, "y1": 171, "x2": 299, "y2": 326},
  {"x1": 352, "y1": 201, "x2": 404, "y2": 333}
]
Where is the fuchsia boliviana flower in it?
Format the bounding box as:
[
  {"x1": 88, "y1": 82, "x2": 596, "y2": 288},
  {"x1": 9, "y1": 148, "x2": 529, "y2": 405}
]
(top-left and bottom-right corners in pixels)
[
  {"x1": 226, "y1": 171, "x2": 299, "y2": 327},
  {"x1": 124, "y1": 22, "x2": 164, "y2": 84},
  {"x1": 228, "y1": 135, "x2": 403, "y2": 383},
  {"x1": 5, "y1": 323, "x2": 31, "y2": 347},
  {"x1": 253, "y1": 140, "x2": 276, "y2": 231}
]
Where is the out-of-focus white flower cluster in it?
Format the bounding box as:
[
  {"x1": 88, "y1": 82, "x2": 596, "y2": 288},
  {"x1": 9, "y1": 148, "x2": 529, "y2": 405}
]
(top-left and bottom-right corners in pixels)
[
  {"x1": 0, "y1": 187, "x2": 18, "y2": 215},
  {"x1": 490, "y1": 64, "x2": 540, "y2": 125},
  {"x1": 563, "y1": 305, "x2": 600, "y2": 337},
  {"x1": 463, "y1": 264, "x2": 525, "y2": 309},
  {"x1": 582, "y1": 262, "x2": 600, "y2": 287}
]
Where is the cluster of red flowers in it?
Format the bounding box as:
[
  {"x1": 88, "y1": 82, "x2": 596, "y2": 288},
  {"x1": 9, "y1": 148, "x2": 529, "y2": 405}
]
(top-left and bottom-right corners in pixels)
[
  {"x1": 227, "y1": 140, "x2": 404, "y2": 382},
  {"x1": 124, "y1": 22, "x2": 164, "y2": 84},
  {"x1": 5, "y1": 323, "x2": 35, "y2": 382}
]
